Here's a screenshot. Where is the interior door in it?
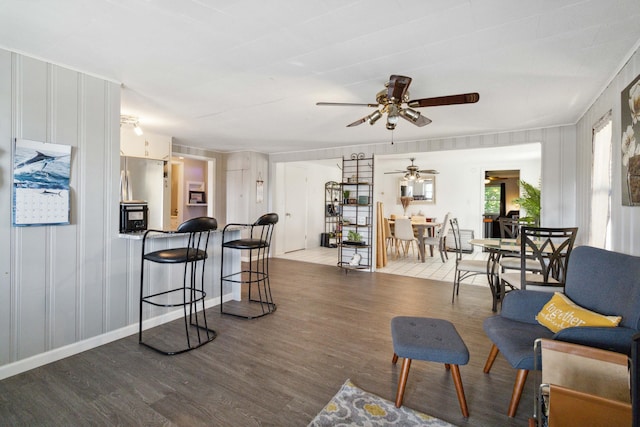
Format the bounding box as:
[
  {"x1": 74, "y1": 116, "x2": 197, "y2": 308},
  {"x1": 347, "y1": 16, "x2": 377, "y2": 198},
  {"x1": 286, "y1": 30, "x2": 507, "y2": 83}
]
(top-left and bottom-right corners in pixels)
[{"x1": 284, "y1": 164, "x2": 307, "y2": 253}]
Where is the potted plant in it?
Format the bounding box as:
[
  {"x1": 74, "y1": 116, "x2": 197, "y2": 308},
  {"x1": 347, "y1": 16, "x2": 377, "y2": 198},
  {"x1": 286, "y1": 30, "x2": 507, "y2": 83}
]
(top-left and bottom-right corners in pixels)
[
  {"x1": 347, "y1": 230, "x2": 363, "y2": 244},
  {"x1": 343, "y1": 190, "x2": 350, "y2": 204},
  {"x1": 513, "y1": 180, "x2": 541, "y2": 225}
]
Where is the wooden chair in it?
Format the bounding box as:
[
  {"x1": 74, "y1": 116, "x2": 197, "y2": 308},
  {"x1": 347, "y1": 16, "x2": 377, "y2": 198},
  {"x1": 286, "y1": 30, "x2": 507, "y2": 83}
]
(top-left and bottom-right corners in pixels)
[{"x1": 383, "y1": 218, "x2": 397, "y2": 255}]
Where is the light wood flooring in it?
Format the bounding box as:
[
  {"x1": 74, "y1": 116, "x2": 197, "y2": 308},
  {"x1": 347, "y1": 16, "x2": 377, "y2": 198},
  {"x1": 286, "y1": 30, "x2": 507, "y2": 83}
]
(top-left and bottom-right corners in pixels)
[
  {"x1": 0, "y1": 258, "x2": 533, "y2": 426},
  {"x1": 277, "y1": 245, "x2": 490, "y2": 285}
]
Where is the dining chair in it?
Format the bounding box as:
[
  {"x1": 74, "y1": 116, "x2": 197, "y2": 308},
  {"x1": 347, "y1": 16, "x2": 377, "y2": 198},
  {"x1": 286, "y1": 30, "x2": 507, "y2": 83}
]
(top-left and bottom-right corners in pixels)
[
  {"x1": 383, "y1": 218, "x2": 397, "y2": 254},
  {"x1": 500, "y1": 226, "x2": 578, "y2": 297},
  {"x1": 498, "y1": 217, "x2": 524, "y2": 239},
  {"x1": 498, "y1": 217, "x2": 540, "y2": 273},
  {"x1": 423, "y1": 212, "x2": 451, "y2": 262},
  {"x1": 450, "y1": 218, "x2": 487, "y2": 303},
  {"x1": 410, "y1": 215, "x2": 426, "y2": 223},
  {"x1": 393, "y1": 218, "x2": 418, "y2": 258},
  {"x1": 498, "y1": 220, "x2": 540, "y2": 284}
]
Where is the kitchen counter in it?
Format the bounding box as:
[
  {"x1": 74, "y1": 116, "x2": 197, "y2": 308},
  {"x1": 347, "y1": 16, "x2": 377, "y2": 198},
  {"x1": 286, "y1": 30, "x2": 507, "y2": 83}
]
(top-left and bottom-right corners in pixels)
[{"x1": 119, "y1": 225, "x2": 244, "y2": 240}]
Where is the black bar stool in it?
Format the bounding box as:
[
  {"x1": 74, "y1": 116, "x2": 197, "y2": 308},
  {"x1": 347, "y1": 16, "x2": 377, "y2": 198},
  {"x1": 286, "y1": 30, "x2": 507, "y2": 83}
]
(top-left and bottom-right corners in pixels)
[
  {"x1": 220, "y1": 213, "x2": 278, "y2": 319},
  {"x1": 139, "y1": 216, "x2": 218, "y2": 355}
]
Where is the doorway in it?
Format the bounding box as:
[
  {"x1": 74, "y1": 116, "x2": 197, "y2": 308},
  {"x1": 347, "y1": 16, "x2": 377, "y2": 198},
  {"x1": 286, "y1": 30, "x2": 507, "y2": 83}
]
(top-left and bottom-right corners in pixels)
[
  {"x1": 170, "y1": 161, "x2": 184, "y2": 229},
  {"x1": 483, "y1": 170, "x2": 520, "y2": 237},
  {"x1": 170, "y1": 156, "x2": 215, "y2": 229},
  {"x1": 284, "y1": 164, "x2": 308, "y2": 253}
]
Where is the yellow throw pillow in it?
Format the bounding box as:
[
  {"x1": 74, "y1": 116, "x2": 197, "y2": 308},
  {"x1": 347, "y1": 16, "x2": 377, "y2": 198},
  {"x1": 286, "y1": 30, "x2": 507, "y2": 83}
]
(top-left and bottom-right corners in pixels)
[{"x1": 536, "y1": 292, "x2": 622, "y2": 333}]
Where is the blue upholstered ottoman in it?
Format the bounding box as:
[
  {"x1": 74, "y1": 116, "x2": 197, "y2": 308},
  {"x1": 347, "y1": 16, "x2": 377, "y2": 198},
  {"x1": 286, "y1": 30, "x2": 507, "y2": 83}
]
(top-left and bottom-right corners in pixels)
[{"x1": 391, "y1": 316, "x2": 470, "y2": 418}]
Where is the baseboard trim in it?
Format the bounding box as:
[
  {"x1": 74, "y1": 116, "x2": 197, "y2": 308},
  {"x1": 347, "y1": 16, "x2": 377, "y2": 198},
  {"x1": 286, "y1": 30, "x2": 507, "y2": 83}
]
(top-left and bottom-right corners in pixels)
[{"x1": 0, "y1": 294, "x2": 233, "y2": 381}]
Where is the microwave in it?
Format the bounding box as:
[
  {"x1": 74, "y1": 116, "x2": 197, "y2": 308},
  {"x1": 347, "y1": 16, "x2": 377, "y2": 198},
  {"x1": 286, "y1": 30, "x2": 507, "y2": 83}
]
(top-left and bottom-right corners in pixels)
[{"x1": 120, "y1": 201, "x2": 148, "y2": 233}]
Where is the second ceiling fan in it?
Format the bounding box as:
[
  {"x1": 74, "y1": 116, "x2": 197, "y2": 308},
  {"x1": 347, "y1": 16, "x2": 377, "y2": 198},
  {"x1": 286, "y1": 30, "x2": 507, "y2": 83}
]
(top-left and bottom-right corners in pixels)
[
  {"x1": 317, "y1": 74, "x2": 479, "y2": 130},
  {"x1": 385, "y1": 158, "x2": 438, "y2": 180}
]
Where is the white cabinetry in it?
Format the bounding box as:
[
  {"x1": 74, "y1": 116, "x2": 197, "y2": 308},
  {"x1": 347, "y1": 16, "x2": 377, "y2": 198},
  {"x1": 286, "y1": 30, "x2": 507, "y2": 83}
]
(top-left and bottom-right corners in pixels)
[{"x1": 120, "y1": 128, "x2": 171, "y2": 160}]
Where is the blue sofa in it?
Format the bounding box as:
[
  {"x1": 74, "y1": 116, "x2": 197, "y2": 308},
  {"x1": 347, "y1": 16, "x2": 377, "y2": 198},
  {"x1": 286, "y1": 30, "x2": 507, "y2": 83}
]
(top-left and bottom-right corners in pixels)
[{"x1": 483, "y1": 245, "x2": 640, "y2": 417}]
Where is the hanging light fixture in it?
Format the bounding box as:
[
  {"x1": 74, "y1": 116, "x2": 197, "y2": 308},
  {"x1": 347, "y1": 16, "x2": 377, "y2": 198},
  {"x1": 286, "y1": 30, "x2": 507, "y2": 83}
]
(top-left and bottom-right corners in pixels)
[
  {"x1": 120, "y1": 115, "x2": 144, "y2": 136},
  {"x1": 399, "y1": 108, "x2": 420, "y2": 123},
  {"x1": 386, "y1": 104, "x2": 400, "y2": 130},
  {"x1": 366, "y1": 110, "x2": 383, "y2": 125}
]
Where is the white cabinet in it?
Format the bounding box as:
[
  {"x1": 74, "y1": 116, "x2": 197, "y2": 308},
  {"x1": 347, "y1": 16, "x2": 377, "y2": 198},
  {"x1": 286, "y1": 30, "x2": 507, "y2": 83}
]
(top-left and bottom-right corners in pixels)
[{"x1": 120, "y1": 128, "x2": 171, "y2": 160}]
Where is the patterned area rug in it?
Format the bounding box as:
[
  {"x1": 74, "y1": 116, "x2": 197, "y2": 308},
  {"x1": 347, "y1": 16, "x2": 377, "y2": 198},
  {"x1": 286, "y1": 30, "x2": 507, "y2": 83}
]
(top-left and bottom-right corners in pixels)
[{"x1": 308, "y1": 379, "x2": 456, "y2": 426}]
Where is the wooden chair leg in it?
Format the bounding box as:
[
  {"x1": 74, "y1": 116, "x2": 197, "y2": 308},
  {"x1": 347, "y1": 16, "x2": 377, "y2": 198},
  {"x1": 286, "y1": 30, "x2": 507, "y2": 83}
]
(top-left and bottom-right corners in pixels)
[
  {"x1": 392, "y1": 352, "x2": 398, "y2": 364},
  {"x1": 450, "y1": 364, "x2": 469, "y2": 418},
  {"x1": 508, "y1": 369, "x2": 528, "y2": 417},
  {"x1": 483, "y1": 344, "x2": 500, "y2": 373},
  {"x1": 395, "y1": 358, "x2": 412, "y2": 408}
]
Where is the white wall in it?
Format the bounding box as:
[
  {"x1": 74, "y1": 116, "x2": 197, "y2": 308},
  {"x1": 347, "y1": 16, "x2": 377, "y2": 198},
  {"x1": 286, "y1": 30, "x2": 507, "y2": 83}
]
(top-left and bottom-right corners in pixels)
[
  {"x1": 272, "y1": 159, "x2": 341, "y2": 255},
  {"x1": 0, "y1": 50, "x2": 123, "y2": 368},
  {"x1": 576, "y1": 46, "x2": 640, "y2": 255},
  {"x1": 0, "y1": 50, "x2": 235, "y2": 380},
  {"x1": 375, "y1": 144, "x2": 541, "y2": 239},
  {"x1": 270, "y1": 127, "x2": 577, "y2": 240}
]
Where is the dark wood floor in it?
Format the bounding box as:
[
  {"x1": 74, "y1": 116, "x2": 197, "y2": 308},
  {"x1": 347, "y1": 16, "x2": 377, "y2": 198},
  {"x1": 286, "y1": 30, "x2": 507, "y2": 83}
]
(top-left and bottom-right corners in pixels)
[{"x1": 0, "y1": 259, "x2": 534, "y2": 426}]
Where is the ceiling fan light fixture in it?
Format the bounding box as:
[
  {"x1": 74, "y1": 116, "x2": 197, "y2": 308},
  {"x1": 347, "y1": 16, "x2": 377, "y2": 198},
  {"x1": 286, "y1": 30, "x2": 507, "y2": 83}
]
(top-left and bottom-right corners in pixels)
[
  {"x1": 133, "y1": 123, "x2": 144, "y2": 136},
  {"x1": 404, "y1": 171, "x2": 418, "y2": 180},
  {"x1": 399, "y1": 108, "x2": 420, "y2": 122},
  {"x1": 367, "y1": 110, "x2": 383, "y2": 125}
]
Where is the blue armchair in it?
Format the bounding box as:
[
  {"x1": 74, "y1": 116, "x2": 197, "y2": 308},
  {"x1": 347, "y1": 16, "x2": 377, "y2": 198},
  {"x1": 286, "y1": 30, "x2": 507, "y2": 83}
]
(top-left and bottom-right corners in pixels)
[{"x1": 483, "y1": 245, "x2": 640, "y2": 417}]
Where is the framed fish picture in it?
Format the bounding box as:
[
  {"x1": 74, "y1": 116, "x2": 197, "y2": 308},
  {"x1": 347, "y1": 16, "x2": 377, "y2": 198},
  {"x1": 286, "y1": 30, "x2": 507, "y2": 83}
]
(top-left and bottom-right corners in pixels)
[{"x1": 13, "y1": 139, "x2": 72, "y2": 226}]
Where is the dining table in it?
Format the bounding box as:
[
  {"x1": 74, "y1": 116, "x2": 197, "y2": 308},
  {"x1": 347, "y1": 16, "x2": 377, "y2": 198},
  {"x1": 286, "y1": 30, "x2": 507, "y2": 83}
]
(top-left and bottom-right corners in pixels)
[
  {"x1": 389, "y1": 219, "x2": 441, "y2": 263},
  {"x1": 469, "y1": 238, "x2": 521, "y2": 312}
]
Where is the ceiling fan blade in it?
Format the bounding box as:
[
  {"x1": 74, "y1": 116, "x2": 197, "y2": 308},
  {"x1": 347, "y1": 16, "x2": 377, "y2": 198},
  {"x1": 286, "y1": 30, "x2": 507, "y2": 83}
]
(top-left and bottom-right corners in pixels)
[
  {"x1": 316, "y1": 102, "x2": 379, "y2": 107},
  {"x1": 387, "y1": 75, "x2": 412, "y2": 102},
  {"x1": 418, "y1": 169, "x2": 439, "y2": 174},
  {"x1": 383, "y1": 170, "x2": 406, "y2": 174},
  {"x1": 407, "y1": 92, "x2": 480, "y2": 108},
  {"x1": 346, "y1": 116, "x2": 367, "y2": 127}
]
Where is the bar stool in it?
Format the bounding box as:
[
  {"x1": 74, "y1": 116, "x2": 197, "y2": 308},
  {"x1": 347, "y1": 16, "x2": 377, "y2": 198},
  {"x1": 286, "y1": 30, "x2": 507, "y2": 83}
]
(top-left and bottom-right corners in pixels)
[
  {"x1": 139, "y1": 216, "x2": 217, "y2": 355},
  {"x1": 220, "y1": 213, "x2": 278, "y2": 319}
]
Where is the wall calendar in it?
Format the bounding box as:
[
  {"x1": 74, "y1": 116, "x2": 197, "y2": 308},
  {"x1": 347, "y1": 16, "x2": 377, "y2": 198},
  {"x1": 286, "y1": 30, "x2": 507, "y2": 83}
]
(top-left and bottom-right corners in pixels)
[{"x1": 13, "y1": 139, "x2": 72, "y2": 226}]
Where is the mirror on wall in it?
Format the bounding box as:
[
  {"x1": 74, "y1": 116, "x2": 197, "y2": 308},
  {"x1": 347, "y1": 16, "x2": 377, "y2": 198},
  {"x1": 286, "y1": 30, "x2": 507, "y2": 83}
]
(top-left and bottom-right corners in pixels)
[{"x1": 399, "y1": 176, "x2": 435, "y2": 203}]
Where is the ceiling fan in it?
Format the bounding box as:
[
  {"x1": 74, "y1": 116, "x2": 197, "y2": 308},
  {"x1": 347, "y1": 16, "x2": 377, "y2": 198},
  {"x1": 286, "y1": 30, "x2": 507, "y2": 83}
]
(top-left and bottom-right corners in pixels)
[
  {"x1": 385, "y1": 158, "x2": 438, "y2": 180},
  {"x1": 317, "y1": 75, "x2": 479, "y2": 130}
]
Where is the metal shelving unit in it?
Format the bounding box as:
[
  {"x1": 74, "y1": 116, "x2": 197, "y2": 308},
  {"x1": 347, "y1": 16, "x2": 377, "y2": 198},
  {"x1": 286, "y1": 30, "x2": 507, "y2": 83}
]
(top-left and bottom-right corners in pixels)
[
  {"x1": 338, "y1": 154, "x2": 374, "y2": 272},
  {"x1": 323, "y1": 181, "x2": 341, "y2": 247}
]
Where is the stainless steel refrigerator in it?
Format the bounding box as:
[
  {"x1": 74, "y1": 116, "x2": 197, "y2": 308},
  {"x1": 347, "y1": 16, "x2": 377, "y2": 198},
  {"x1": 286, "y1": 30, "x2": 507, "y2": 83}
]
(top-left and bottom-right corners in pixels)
[{"x1": 120, "y1": 156, "x2": 167, "y2": 230}]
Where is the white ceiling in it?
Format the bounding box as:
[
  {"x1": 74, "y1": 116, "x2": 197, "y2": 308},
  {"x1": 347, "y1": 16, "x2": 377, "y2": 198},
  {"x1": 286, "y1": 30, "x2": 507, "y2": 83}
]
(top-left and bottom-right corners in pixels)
[{"x1": 2, "y1": 0, "x2": 640, "y2": 154}]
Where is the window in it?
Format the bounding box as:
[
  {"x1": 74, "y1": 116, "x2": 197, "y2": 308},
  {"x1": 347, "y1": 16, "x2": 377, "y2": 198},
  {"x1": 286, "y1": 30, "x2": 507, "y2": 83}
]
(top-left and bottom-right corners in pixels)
[
  {"x1": 484, "y1": 185, "x2": 503, "y2": 215},
  {"x1": 589, "y1": 113, "x2": 612, "y2": 249}
]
